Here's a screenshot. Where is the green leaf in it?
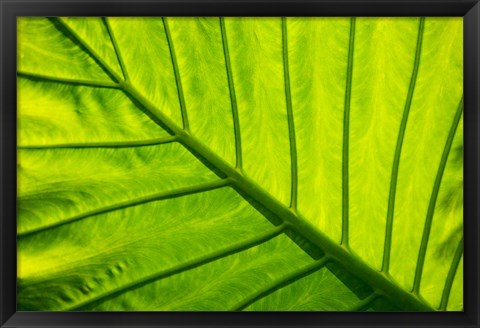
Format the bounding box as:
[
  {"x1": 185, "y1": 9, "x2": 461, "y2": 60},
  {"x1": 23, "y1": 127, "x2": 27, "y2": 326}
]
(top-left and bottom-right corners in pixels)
[{"x1": 17, "y1": 16, "x2": 463, "y2": 311}]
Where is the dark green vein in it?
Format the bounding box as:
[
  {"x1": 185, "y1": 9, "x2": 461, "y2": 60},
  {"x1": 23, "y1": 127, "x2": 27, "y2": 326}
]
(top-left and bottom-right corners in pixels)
[
  {"x1": 69, "y1": 223, "x2": 287, "y2": 311},
  {"x1": 342, "y1": 17, "x2": 356, "y2": 247},
  {"x1": 347, "y1": 292, "x2": 379, "y2": 311},
  {"x1": 17, "y1": 71, "x2": 119, "y2": 89},
  {"x1": 220, "y1": 17, "x2": 243, "y2": 170},
  {"x1": 382, "y1": 17, "x2": 425, "y2": 273},
  {"x1": 103, "y1": 17, "x2": 129, "y2": 82},
  {"x1": 18, "y1": 136, "x2": 178, "y2": 149},
  {"x1": 439, "y1": 236, "x2": 464, "y2": 310},
  {"x1": 51, "y1": 18, "x2": 123, "y2": 84},
  {"x1": 18, "y1": 179, "x2": 230, "y2": 238},
  {"x1": 162, "y1": 17, "x2": 189, "y2": 131},
  {"x1": 412, "y1": 96, "x2": 464, "y2": 294},
  {"x1": 122, "y1": 78, "x2": 433, "y2": 311},
  {"x1": 282, "y1": 17, "x2": 298, "y2": 210},
  {"x1": 55, "y1": 23, "x2": 434, "y2": 311},
  {"x1": 232, "y1": 257, "x2": 330, "y2": 311}
]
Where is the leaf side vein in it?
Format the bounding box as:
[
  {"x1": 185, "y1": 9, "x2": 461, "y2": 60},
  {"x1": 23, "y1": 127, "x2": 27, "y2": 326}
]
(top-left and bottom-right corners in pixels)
[
  {"x1": 412, "y1": 96, "x2": 464, "y2": 294},
  {"x1": 232, "y1": 257, "x2": 329, "y2": 311},
  {"x1": 17, "y1": 71, "x2": 120, "y2": 89},
  {"x1": 69, "y1": 223, "x2": 287, "y2": 310},
  {"x1": 347, "y1": 292, "x2": 379, "y2": 311},
  {"x1": 342, "y1": 17, "x2": 356, "y2": 248},
  {"x1": 220, "y1": 17, "x2": 243, "y2": 170},
  {"x1": 382, "y1": 17, "x2": 425, "y2": 273},
  {"x1": 103, "y1": 17, "x2": 129, "y2": 82},
  {"x1": 282, "y1": 17, "x2": 298, "y2": 210},
  {"x1": 18, "y1": 179, "x2": 229, "y2": 238},
  {"x1": 162, "y1": 17, "x2": 190, "y2": 131},
  {"x1": 439, "y1": 236, "x2": 463, "y2": 310},
  {"x1": 19, "y1": 136, "x2": 178, "y2": 149}
]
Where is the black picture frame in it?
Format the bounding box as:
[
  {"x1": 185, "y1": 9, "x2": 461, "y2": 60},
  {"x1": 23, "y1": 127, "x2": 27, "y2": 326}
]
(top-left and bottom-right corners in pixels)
[{"x1": 1, "y1": 0, "x2": 479, "y2": 327}]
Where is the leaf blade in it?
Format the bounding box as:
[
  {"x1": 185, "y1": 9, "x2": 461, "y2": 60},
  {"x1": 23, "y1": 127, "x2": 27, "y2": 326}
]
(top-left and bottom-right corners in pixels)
[{"x1": 17, "y1": 16, "x2": 463, "y2": 312}]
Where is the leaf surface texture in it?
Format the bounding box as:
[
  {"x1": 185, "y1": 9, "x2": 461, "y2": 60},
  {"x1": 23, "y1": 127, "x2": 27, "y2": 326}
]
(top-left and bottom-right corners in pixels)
[{"x1": 17, "y1": 17, "x2": 463, "y2": 311}]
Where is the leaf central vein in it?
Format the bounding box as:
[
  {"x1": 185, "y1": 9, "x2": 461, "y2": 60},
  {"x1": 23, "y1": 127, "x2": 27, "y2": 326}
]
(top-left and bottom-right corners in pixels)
[{"x1": 24, "y1": 17, "x2": 441, "y2": 312}]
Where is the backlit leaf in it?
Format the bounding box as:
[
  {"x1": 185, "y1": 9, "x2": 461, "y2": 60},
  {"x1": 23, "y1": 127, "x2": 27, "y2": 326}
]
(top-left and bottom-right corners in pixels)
[{"x1": 17, "y1": 16, "x2": 463, "y2": 311}]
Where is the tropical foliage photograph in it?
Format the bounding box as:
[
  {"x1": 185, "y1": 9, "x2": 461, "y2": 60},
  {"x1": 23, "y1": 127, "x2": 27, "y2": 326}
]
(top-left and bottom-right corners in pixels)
[{"x1": 17, "y1": 16, "x2": 463, "y2": 311}]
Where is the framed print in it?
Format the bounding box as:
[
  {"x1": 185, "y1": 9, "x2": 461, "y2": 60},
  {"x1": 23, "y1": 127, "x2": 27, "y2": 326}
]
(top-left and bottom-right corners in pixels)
[{"x1": 1, "y1": 0, "x2": 479, "y2": 327}]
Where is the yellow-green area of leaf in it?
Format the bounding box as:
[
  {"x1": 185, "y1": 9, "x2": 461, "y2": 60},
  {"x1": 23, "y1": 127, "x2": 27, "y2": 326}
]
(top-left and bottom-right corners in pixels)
[{"x1": 17, "y1": 16, "x2": 463, "y2": 311}]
